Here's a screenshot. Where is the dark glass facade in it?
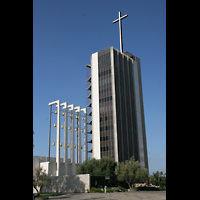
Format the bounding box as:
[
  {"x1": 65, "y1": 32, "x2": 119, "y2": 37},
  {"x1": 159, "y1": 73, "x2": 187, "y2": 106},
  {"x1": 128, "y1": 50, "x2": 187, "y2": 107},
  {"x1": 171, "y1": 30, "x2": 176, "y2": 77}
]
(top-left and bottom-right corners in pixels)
[
  {"x1": 113, "y1": 48, "x2": 139, "y2": 162},
  {"x1": 97, "y1": 47, "x2": 148, "y2": 169},
  {"x1": 98, "y1": 48, "x2": 114, "y2": 159}
]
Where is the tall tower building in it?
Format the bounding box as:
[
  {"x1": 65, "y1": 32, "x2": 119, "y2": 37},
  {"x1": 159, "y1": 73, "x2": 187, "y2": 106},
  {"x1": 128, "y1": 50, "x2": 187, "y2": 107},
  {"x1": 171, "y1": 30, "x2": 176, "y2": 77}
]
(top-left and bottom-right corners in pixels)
[{"x1": 86, "y1": 46, "x2": 148, "y2": 169}]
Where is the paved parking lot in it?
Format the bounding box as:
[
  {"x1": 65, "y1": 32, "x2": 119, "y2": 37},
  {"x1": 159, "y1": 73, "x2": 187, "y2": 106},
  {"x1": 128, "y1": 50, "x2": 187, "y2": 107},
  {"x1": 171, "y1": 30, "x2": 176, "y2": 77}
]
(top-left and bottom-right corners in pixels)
[{"x1": 48, "y1": 190, "x2": 166, "y2": 200}]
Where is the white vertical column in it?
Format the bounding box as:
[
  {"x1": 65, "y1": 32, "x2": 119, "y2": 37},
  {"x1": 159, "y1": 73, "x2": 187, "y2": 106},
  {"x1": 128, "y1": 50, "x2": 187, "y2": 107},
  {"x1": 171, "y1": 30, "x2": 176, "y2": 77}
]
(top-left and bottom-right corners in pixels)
[
  {"x1": 68, "y1": 104, "x2": 75, "y2": 174},
  {"x1": 56, "y1": 100, "x2": 60, "y2": 176},
  {"x1": 75, "y1": 106, "x2": 81, "y2": 164},
  {"x1": 64, "y1": 107, "x2": 68, "y2": 164},
  {"x1": 60, "y1": 102, "x2": 68, "y2": 175},
  {"x1": 91, "y1": 52, "x2": 100, "y2": 159},
  {"x1": 81, "y1": 108, "x2": 87, "y2": 161},
  {"x1": 48, "y1": 100, "x2": 61, "y2": 176}
]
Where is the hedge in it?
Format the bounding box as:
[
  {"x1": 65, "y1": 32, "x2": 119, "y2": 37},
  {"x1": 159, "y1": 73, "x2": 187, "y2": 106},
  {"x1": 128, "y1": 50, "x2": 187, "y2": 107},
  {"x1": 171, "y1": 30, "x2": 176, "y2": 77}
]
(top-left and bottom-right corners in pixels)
[
  {"x1": 136, "y1": 186, "x2": 160, "y2": 191},
  {"x1": 90, "y1": 186, "x2": 127, "y2": 193}
]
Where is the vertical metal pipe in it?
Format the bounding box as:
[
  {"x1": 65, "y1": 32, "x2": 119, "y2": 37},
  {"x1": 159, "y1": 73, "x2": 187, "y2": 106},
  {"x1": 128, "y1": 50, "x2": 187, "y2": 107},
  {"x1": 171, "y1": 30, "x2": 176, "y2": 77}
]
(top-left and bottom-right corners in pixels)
[
  {"x1": 48, "y1": 105, "x2": 52, "y2": 162},
  {"x1": 75, "y1": 106, "x2": 81, "y2": 164},
  {"x1": 58, "y1": 102, "x2": 68, "y2": 175},
  {"x1": 81, "y1": 108, "x2": 87, "y2": 161},
  {"x1": 69, "y1": 104, "x2": 75, "y2": 174}
]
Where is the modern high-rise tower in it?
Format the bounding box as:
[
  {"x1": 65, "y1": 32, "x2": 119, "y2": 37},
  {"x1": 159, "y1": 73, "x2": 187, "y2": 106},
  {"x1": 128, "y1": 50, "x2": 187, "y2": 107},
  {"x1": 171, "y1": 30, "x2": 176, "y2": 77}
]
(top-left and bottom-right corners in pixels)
[{"x1": 86, "y1": 46, "x2": 148, "y2": 169}]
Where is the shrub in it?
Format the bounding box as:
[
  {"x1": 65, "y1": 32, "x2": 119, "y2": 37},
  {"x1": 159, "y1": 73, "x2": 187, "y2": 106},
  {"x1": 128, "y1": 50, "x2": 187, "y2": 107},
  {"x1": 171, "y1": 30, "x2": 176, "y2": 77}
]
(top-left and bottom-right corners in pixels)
[
  {"x1": 158, "y1": 187, "x2": 166, "y2": 190},
  {"x1": 90, "y1": 187, "x2": 115, "y2": 193},
  {"x1": 137, "y1": 186, "x2": 159, "y2": 191},
  {"x1": 112, "y1": 187, "x2": 119, "y2": 192},
  {"x1": 117, "y1": 186, "x2": 126, "y2": 192},
  {"x1": 90, "y1": 187, "x2": 95, "y2": 193},
  {"x1": 90, "y1": 187, "x2": 104, "y2": 193},
  {"x1": 106, "y1": 187, "x2": 113, "y2": 193}
]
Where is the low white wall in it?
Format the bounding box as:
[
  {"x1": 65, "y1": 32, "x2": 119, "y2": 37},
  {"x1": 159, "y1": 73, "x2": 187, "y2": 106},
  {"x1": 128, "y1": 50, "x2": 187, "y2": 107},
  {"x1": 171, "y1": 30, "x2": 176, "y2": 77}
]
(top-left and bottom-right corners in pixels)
[
  {"x1": 40, "y1": 162, "x2": 49, "y2": 174},
  {"x1": 33, "y1": 156, "x2": 78, "y2": 176},
  {"x1": 34, "y1": 174, "x2": 90, "y2": 193},
  {"x1": 49, "y1": 163, "x2": 56, "y2": 176}
]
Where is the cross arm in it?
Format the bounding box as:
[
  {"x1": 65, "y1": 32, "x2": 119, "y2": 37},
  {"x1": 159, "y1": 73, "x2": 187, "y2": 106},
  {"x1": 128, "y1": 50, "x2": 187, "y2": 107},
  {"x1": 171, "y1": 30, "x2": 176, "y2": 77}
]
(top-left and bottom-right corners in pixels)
[
  {"x1": 48, "y1": 100, "x2": 59, "y2": 106},
  {"x1": 121, "y1": 14, "x2": 128, "y2": 20},
  {"x1": 113, "y1": 14, "x2": 128, "y2": 24},
  {"x1": 113, "y1": 18, "x2": 119, "y2": 24}
]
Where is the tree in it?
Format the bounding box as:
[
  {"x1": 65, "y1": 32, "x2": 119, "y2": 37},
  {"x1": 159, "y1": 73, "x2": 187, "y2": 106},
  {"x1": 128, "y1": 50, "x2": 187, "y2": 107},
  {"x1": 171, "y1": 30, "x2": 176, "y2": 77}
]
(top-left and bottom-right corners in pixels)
[
  {"x1": 149, "y1": 171, "x2": 166, "y2": 187},
  {"x1": 77, "y1": 157, "x2": 117, "y2": 179},
  {"x1": 99, "y1": 157, "x2": 117, "y2": 178},
  {"x1": 115, "y1": 156, "x2": 148, "y2": 189},
  {"x1": 33, "y1": 167, "x2": 51, "y2": 196},
  {"x1": 149, "y1": 171, "x2": 158, "y2": 186},
  {"x1": 160, "y1": 173, "x2": 166, "y2": 187},
  {"x1": 77, "y1": 158, "x2": 100, "y2": 175}
]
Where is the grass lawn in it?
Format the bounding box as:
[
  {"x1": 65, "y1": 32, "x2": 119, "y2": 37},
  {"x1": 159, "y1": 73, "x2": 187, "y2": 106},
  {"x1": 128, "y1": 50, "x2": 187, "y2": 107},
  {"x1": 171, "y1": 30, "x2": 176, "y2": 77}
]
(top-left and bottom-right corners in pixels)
[{"x1": 35, "y1": 193, "x2": 66, "y2": 198}]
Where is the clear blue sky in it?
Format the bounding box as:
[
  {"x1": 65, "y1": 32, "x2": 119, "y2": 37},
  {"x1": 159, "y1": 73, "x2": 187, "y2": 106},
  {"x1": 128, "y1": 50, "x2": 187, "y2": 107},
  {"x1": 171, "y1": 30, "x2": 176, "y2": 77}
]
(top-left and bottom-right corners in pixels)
[{"x1": 33, "y1": 0, "x2": 166, "y2": 175}]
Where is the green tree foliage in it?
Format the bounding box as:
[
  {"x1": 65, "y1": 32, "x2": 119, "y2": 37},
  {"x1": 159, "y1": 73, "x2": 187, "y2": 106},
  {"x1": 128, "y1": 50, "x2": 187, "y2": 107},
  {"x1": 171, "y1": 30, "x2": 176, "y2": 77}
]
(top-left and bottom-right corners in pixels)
[
  {"x1": 149, "y1": 171, "x2": 166, "y2": 187},
  {"x1": 33, "y1": 167, "x2": 51, "y2": 197},
  {"x1": 77, "y1": 157, "x2": 117, "y2": 179},
  {"x1": 115, "y1": 156, "x2": 148, "y2": 189}
]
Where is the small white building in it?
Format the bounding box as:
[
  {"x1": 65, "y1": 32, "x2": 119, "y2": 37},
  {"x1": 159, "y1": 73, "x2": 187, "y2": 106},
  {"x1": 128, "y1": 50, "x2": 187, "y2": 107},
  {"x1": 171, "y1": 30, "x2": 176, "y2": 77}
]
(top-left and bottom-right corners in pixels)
[{"x1": 33, "y1": 156, "x2": 80, "y2": 176}]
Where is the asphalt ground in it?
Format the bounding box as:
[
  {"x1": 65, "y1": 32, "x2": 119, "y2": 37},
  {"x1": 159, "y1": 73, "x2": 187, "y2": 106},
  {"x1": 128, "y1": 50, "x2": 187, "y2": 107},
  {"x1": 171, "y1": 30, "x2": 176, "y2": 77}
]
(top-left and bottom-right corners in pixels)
[{"x1": 48, "y1": 190, "x2": 166, "y2": 200}]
